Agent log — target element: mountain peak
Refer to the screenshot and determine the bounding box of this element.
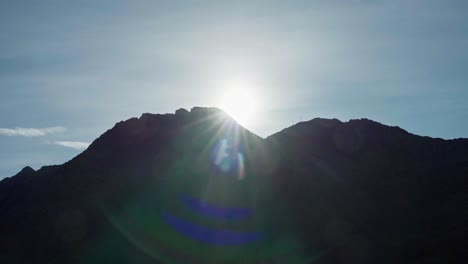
[301,117,342,127]
[14,166,35,177]
[66,106,245,170]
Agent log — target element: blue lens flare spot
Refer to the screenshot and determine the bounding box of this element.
[210,138,245,177]
[161,212,261,245]
[181,195,252,220]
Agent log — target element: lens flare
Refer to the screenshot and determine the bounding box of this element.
[161,212,261,245]
[181,195,252,220]
[100,119,321,263]
[210,137,245,178]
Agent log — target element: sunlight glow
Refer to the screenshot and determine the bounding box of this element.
[219,89,257,127]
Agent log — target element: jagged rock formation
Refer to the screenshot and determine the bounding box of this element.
[0,107,466,264]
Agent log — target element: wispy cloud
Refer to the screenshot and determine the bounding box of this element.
[53,141,90,150]
[0,126,66,137]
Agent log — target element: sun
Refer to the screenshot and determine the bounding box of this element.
[219,89,257,127]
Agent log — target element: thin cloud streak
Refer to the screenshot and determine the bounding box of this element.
[54,141,90,150]
[0,126,66,137]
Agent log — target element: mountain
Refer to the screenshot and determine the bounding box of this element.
[0,107,466,264]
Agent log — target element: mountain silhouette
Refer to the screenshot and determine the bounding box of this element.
[0,107,466,264]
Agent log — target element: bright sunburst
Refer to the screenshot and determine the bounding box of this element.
[219,89,257,127]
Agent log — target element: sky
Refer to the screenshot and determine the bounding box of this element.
[1,0,467,179]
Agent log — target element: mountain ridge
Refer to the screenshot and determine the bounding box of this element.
[1,106,467,264]
[6,111,466,182]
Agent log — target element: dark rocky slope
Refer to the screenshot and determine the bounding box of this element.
[265,118,468,263]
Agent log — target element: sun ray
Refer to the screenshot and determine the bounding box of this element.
[218,89,257,128]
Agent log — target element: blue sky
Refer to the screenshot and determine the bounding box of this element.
[1,0,467,178]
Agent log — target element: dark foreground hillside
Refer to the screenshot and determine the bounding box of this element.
[0,107,466,263]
